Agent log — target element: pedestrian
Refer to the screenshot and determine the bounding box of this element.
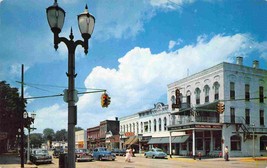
[125,147,132,162]
[224,146,229,161]
[132,147,135,157]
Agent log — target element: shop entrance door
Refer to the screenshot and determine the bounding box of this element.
[205,140,210,156]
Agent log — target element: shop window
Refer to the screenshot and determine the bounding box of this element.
[181,142,187,150]
[259,86,264,103]
[260,136,267,151]
[230,82,235,100]
[245,84,250,101]
[196,139,203,150]
[230,135,241,151]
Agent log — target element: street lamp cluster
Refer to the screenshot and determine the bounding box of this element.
[46,0,95,167]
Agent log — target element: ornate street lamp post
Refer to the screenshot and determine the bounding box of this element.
[46,1,95,167]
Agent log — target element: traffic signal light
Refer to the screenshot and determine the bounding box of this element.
[101,93,111,108]
[217,102,225,114]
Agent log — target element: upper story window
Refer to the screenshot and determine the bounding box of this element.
[245,84,250,101]
[133,123,135,133]
[136,122,139,134]
[149,120,151,132]
[186,91,191,107]
[159,118,162,131]
[164,117,167,131]
[214,82,220,100]
[204,85,210,103]
[154,119,157,132]
[260,110,264,126]
[129,124,132,132]
[245,109,250,125]
[230,82,235,100]
[259,86,264,103]
[195,88,201,105]
[141,122,143,133]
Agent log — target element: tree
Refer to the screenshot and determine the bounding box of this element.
[43,128,55,142]
[30,133,44,148]
[75,127,83,132]
[55,129,67,141]
[0,81,26,150]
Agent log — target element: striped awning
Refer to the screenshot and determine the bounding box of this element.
[148,135,189,144]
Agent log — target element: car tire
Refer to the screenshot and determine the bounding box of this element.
[152,155,155,159]
[144,154,148,158]
[99,156,102,161]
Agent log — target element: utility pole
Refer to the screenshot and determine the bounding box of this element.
[20,64,25,168]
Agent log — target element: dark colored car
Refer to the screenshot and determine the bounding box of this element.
[75,148,93,162]
[30,148,52,164]
[92,147,116,161]
[52,147,65,158]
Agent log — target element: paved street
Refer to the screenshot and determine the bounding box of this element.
[1,152,267,168]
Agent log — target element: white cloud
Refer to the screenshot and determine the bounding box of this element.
[33,33,267,132]
[169,39,183,50]
[150,0,195,9]
[34,104,67,133]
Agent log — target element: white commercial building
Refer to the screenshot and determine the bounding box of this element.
[119,102,185,154]
[75,130,87,149]
[167,57,267,157]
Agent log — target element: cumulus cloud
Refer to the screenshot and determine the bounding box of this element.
[169,39,183,50]
[33,33,267,131]
[150,0,195,9]
[34,104,67,133]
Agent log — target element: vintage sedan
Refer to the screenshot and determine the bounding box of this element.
[92,147,116,161]
[144,148,167,159]
[75,148,93,162]
[30,148,52,164]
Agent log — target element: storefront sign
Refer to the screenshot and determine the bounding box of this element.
[124,132,135,137]
[168,124,222,131]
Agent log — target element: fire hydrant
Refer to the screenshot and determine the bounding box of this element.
[198,152,202,160]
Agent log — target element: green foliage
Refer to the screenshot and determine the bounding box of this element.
[43,128,55,141]
[55,129,67,141]
[30,133,44,148]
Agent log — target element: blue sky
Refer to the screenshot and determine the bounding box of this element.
[1,0,267,133]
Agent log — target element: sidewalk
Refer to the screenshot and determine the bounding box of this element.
[0,152,37,168]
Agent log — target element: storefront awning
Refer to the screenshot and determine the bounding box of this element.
[148,135,189,144]
[124,136,139,145]
[172,135,189,143]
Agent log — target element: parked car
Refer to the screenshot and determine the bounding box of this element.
[30,148,52,164]
[75,148,93,162]
[92,147,116,161]
[111,148,121,156]
[52,147,65,158]
[144,148,167,159]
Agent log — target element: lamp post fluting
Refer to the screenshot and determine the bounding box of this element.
[46,1,95,167]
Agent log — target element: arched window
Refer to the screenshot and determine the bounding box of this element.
[123,125,125,133]
[154,119,157,132]
[186,91,191,107]
[159,118,162,131]
[195,88,201,105]
[214,82,220,100]
[141,122,143,133]
[126,125,128,132]
[164,117,167,131]
[136,122,139,134]
[204,85,210,103]
[149,120,151,132]
[133,123,135,133]
[260,136,267,151]
[230,135,241,151]
[129,124,132,132]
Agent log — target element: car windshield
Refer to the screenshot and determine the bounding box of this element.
[35,149,48,155]
[77,149,89,153]
[154,149,163,152]
[98,148,107,151]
